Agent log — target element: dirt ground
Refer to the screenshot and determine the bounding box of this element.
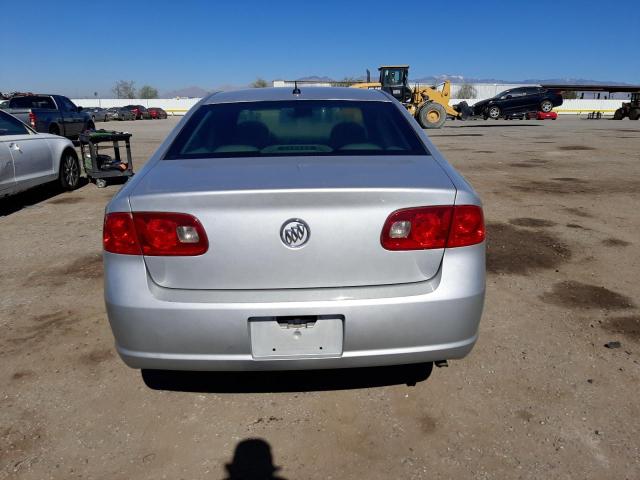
[1,116,639,479]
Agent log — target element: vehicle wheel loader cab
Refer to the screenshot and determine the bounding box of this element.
[378,65,412,103]
[418,102,447,129]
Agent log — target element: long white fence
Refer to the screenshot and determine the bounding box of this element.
[72,97,625,116]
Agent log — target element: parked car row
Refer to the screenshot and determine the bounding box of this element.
[75,105,169,122]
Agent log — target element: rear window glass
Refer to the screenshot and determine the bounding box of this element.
[165,100,428,159]
[10,96,56,109]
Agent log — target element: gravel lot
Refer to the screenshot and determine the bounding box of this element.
[1,116,639,479]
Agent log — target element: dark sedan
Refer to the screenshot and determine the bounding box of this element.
[106,107,135,121]
[472,87,563,119]
[123,104,151,120]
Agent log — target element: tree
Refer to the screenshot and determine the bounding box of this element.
[139,85,159,99]
[112,80,136,99]
[250,78,269,88]
[456,83,477,99]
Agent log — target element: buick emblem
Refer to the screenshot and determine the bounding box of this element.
[280,219,310,248]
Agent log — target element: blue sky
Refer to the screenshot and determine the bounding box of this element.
[1,0,638,97]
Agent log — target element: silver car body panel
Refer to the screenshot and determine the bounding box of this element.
[0,128,75,197]
[104,87,485,370]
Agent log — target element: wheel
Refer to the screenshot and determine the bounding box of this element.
[417,102,447,129]
[95,178,108,188]
[540,100,553,113]
[629,109,640,120]
[613,108,624,120]
[59,150,80,191]
[487,105,501,120]
[49,124,60,136]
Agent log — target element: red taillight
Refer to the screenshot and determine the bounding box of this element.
[103,212,208,256]
[28,112,36,128]
[446,205,485,248]
[103,213,140,255]
[381,205,484,251]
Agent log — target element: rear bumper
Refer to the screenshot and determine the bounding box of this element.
[104,243,485,371]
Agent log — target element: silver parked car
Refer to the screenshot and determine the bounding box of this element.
[85,107,109,122]
[103,87,485,372]
[0,110,80,197]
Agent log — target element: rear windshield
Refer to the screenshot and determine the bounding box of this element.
[10,96,56,109]
[165,100,428,159]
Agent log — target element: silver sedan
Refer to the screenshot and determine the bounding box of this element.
[103,87,485,372]
[1,110,80,197]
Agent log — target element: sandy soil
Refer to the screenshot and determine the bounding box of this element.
[1,116,639,479]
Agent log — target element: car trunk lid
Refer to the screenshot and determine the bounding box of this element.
[129,155,456,290]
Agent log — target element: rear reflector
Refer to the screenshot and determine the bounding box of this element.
[381,205,484,250]
[103,212,208,256]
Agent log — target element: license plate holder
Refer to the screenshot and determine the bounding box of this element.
[249,315,344,359]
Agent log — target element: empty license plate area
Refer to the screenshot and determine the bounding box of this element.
[249,315,344,359]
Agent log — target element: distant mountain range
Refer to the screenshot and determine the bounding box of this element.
[161,75,633,97]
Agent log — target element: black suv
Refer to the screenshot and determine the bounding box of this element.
[472,87,563,119]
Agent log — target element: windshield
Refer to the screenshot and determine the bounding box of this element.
[165,100,428,159]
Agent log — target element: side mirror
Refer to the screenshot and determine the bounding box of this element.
[77,106,83,112]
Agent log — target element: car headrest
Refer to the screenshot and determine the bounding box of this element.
[329,122,367,150]
[232,121,271,149]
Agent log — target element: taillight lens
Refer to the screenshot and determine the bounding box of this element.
[103,212,208,256]
[28,112,37,128]
[103,213,140,254]
[381,205,484,250]
[447,205,485,247]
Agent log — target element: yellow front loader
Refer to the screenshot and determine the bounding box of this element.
[351,65,471,128]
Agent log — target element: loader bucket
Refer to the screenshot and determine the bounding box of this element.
[453,101,473,120]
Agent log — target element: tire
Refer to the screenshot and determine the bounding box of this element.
[417,102,447,129]
[487,105,501,120]
[613,108,624,120]
[49,124,60,136]
[59,150,80,191]
[629,109,640,120]
[540,100,553,113]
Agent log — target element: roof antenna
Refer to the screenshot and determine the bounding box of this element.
[292,81,301,95]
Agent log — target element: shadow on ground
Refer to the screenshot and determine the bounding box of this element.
[141,362,434,393]
[441,123,542,128]
[224,438,286,480]
[0,178,89,217]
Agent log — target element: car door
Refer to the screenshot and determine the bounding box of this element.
[502,88,528,113]
[1,113,54,189]
[57,96,83,136]
[0,142,16,194]
[522,87,542,110]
